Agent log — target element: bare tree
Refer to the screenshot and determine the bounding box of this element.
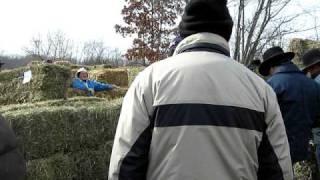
[231,0,306,65]
[81,40,106,64]
[80,40,124,66]
[24,31,74,61]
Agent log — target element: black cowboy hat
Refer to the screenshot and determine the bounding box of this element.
[301,48,320,72]
[259,46,295,76]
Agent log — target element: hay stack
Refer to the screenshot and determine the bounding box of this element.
[2,98,122,160]
[90,69,128,87]
[0,97,106,114]
[126,66,145,85]
[0,64,71,105]
[66,88,128,99]
[53,60,72,67]
[288,38,320,67]
[1,97,121,179]
[27,141,113,180]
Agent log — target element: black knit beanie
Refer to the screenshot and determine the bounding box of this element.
[179,0,233,41]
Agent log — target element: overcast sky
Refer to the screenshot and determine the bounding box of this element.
[0,0,319,55]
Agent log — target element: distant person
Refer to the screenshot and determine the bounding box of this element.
[109,0,293,179]
[45,59,53,64]
[259,46,320,164]
[248,59,261,73]
[0,114,26,180]
[302,49,320,167]
[71,67,118,96]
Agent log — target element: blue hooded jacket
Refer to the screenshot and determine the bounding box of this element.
[71,78,113,96]
[267,62,320,163]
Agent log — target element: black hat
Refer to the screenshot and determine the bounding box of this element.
[178,0,233,41]
[301,48,320,72]
[250,59,261,66]
[259,46,295,76]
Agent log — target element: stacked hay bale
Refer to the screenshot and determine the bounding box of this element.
[66,88,128,100]
[53,60,72,67]
[0,63,144,179]
[126,66,145,85]
[1,97,122,180]
[288,38,320,68]
[0,64,71,105]
[90,68,129,87]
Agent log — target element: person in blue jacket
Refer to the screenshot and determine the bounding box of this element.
[259,46,320,164]
[71,67,117,96]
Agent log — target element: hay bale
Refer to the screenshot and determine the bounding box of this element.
[26,141,113,180]
[66,88,128,100]
[27,153,74,180]
[293,161,313,179]
[0,97,107,114]
[95,88,128,99]
[90,69,128,87]
[70,65,93,71]
[28,61,43,66]
[288,38,320,67]
[53,61,72,67]
[2,98,122,160]
[126,66,145,85]
[0,64,71,105]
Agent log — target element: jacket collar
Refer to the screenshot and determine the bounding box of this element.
[273,62,302,75]
[174,33,230,56]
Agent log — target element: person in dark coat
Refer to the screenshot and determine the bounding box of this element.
[0,114,26,180]
[302,48,320,167]
[248,59,261,73]
[259,46,320,164]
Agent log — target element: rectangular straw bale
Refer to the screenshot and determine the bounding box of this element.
[90,68,128,87]
[3,98,122,160]
[288,38,320,67]
[126,66,145,85]
[0,97,107,114]
[26,141,113,180]
[0,64,71,105]
[66,87,128,100]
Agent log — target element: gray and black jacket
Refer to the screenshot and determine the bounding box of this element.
[109,33,293,180]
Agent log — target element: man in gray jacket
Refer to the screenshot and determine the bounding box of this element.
[109,0,293,179]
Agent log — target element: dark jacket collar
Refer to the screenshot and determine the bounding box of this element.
[273,62,303,75]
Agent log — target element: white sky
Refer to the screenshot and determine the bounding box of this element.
[0,0,319,55]
[0,0,130,55]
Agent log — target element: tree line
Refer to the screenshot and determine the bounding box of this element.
[0,31,125,70]
[117,0,320,65]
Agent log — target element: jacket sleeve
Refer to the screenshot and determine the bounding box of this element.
[108,68,154,180]
[92,80,113,91]
[71,79,87,91]
[257,86,293,180]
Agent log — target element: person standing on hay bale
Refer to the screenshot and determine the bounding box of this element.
[259,47,320,168]
[109,0,293,180]
[0,114,26,180]
[72,67,119,96]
